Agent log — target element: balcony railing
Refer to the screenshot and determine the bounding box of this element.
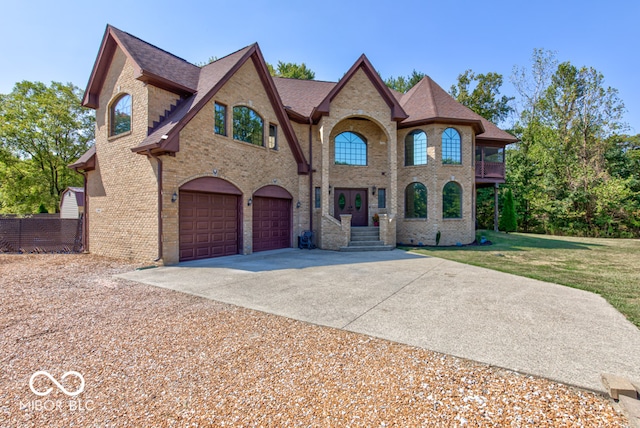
[475,161,505,179]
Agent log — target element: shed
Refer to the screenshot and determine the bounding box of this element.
[60,187,84,219]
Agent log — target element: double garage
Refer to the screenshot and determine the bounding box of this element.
[178,178,292,262]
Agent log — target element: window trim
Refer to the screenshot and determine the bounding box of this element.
[268,123,278,150]
[442,181,463,219]
[441,127,462,165]
[405,129,427,166]
[109,93,132,138]
[334,131,368,166]
[214,102,227,136]
[404,182,428,219]
[232,105,264,147]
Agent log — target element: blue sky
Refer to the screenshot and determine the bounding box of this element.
[1,0,638,133]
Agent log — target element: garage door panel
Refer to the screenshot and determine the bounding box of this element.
[252,196,291,252]
[180,191,239,261]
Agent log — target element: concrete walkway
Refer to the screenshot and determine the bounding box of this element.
[118,248,640,393]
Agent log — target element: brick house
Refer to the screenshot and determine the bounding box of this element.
[71,25,516,264]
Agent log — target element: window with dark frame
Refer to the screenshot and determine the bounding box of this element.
[214,103,227,136]
[314,187,321,208]
[443,182,462,218]
[405,183,427,218]
[442,128,461,165]
[405,130,427,166]
[233,106,264,146]
[334,131,367,165]
[268,124,278,149]
[378,188,386,208]
[110,94,131,136]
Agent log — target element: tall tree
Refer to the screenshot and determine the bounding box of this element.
[449,70,514,124]
[267,61,315,80]
[385,70,425,93]
[0,81,94,214]
[499,189,517,232]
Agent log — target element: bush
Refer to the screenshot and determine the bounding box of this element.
[499,189,517,232]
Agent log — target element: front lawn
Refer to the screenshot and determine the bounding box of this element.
[405,231,640,329]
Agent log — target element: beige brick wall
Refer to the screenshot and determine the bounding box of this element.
[161,60,307,264]
[396,125,475,246]
[86,46,159,262]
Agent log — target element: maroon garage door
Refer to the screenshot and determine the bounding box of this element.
[252,197,291,252]
[179,191,239,261]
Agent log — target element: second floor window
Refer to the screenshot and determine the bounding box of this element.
[111,94,131,136]
[442,128,461,165]
[214,103,226,136]
[233,106,263,146]
[335,131,367,165]
[405,130,427,166]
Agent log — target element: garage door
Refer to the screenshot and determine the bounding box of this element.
[252,197,291,252]
[179,191,239,261]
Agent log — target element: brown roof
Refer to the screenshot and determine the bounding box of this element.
[83,25,200,108]
[68,145,96,171]
[273,77,335,119]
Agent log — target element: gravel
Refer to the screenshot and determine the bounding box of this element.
[0,254,629,427]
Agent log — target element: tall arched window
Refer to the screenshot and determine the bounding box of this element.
[405,182,427,218]
[110,94,131,136]
[405,130,427,166]
[442,128,461,164]
[334,131,367,165]
[233,106,264,146]
[443,182,462,218]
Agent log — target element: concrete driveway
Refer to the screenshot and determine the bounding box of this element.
[118,248,640,393]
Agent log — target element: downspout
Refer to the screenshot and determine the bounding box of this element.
[148,150,163,262]
[79,170,88,252]
[308,120,313,234]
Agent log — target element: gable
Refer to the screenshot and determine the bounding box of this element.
[330,68,393,119]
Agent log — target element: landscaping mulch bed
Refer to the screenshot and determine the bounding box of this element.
[0,254,629,427]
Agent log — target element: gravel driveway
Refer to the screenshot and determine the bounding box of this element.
[1,254,629,426]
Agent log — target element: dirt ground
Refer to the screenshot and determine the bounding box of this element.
[0,254,629,427]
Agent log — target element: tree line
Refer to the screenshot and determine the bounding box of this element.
[1,52,637,238]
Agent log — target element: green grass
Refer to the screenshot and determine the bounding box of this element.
[404,231,640,329]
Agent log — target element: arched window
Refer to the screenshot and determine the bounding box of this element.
[442,128,461,165]
[405,130,427,166]
[334,131,367,166]
[110,94,131,136]
[443,182,462,218]
[233,106,264,146]
[405,182,427,218]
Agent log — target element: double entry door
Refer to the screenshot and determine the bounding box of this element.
[334,188,368,226]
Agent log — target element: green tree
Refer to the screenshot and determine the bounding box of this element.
[267,61,315,80]
[0,81,94,214]
[384,70,425,93]
[449,70,514,124]
[499,188,517,232]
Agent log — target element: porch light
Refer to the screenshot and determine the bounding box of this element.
[372,186,376,195]
[296,201,301,209]
[328,185,332,195]
[248,198,252,206]
[171,192,178,203]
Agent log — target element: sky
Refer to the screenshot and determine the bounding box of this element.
[1,0,638,133]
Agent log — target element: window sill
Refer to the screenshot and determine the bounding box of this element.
[108,130,132,141]
[403,217,427,221]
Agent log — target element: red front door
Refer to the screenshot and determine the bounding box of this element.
[334,188,368,226]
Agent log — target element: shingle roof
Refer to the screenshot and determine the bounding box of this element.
[108,26,200,93]
[68,145,96,171]
[273,77,335,119]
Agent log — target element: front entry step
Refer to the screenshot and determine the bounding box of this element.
[339,227,395,252]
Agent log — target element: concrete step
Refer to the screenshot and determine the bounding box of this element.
[339,245,395,252]
[350,235,381,241]
[348,240,385,247]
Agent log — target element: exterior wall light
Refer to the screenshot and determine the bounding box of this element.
[171,192,178,203]
[328,185,332,195]
[248,198,252,206]
[296,201,301,209]
[372,186,377,195]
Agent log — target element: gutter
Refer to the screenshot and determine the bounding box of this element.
[147,150,163,262]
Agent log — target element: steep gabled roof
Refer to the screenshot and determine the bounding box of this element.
[83,25,200,108]
[132,43,310,174]
[312,54,408,123]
